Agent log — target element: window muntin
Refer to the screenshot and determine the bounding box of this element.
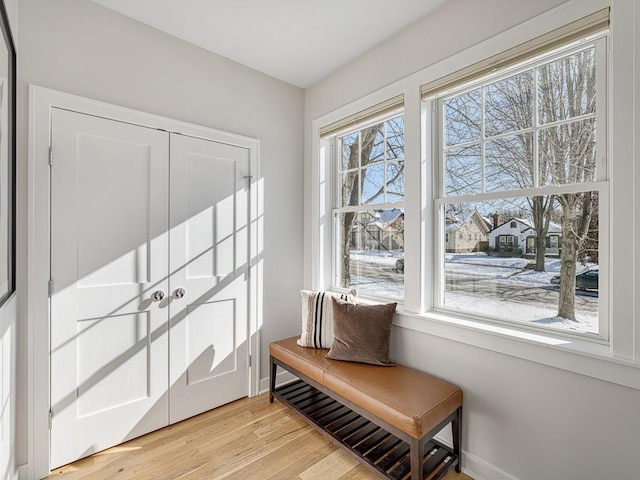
[435,40,606,338]
[333,113,405,300]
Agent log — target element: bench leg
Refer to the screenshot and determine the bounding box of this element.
[269,356,277,403]
[452,406,462,473]
[410,437,424,480]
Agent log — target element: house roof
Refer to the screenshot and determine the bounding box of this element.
[445,210,490,233]
[493,217,533,232]
[494,217,562,234]
[368,208,403,229]
[521,221,562,234]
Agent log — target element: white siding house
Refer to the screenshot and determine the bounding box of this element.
[445,210,490,253]
[489,218,562,255]
[522,222,562,255]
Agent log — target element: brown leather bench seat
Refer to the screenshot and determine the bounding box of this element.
[269,336,463,480]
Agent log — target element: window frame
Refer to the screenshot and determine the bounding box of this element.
[329,109,406,301]
[429,35,609,342]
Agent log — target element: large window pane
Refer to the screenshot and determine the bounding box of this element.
[445,144,482,196]
[386,116,405,159]
[340,132,359,171]
[336,211,404,299]
[361,164,386,205]
[444,88,482,146]
[485,71,534,137]
[340,169,359,208]
[538,47,596,125]
[539,118,596,186]
[485,133,534,192]
[363,123,385,164]
[441,193,599,335]
[386,161,405,202]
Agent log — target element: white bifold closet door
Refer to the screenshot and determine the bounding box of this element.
[49,109,250,469]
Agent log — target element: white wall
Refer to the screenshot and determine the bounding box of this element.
[17,0,304,474]
[305,1,640,479]
[392,327,640,480]
[306,0,569,119]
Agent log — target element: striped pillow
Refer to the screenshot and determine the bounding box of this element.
[297,289,358,349]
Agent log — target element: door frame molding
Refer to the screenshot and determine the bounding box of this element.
[27,85,261,478]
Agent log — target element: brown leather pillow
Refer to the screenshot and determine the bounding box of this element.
[326,297,397,366]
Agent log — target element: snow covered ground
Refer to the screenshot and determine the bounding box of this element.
[348,250,599,335]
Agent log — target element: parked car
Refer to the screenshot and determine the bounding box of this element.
[550,269,598,290]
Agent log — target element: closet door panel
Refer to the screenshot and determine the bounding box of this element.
[169,133,250,424]
[49,109,170,469]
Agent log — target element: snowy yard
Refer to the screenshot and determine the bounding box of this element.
[348,250,599,335]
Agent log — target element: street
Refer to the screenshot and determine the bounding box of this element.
[347,252,599,332]
[445,272,598,315]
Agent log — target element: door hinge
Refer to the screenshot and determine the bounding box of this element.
[49,410,53,430]
[48,280,54,297]
[48,146,54,166]
[247,354,252,368]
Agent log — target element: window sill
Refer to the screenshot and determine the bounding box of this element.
[392,306,640,390]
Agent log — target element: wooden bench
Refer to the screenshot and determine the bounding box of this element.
[269,336,463,480]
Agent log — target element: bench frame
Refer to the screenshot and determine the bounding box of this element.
[270,356,461,480]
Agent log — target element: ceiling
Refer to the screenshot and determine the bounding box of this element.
[89,0,450,88]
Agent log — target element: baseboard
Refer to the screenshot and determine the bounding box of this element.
[258,370,297,394]
[16,463,26,480]
[459,448,521,480]
[427,436,520,480]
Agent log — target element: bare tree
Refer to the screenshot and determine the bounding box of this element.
[578,191,599,265]
[539,49,597,320]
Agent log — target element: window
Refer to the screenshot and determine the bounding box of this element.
[433,38,607,337]
[332,112,405,299]
[311,6,634,388]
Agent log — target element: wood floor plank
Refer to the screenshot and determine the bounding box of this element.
[224,429,334,480]
[298,449,360,480]
[47,394,473,480]
[177,417,311,479]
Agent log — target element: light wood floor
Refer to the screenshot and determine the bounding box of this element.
[48,393,473,480]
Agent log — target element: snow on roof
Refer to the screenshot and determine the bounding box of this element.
[493,217,533,231]
[548,221,561,233]
[515,218,533,229]
[446,210,490,233]
[520,220,562,234]
[445,223,462,231]
[367,208,403,229]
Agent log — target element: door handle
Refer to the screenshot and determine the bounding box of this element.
[151,290,166,302]
[174,287,186,299]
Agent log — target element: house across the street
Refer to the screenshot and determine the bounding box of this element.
[445,210,490,253]
[488,217,562,256]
